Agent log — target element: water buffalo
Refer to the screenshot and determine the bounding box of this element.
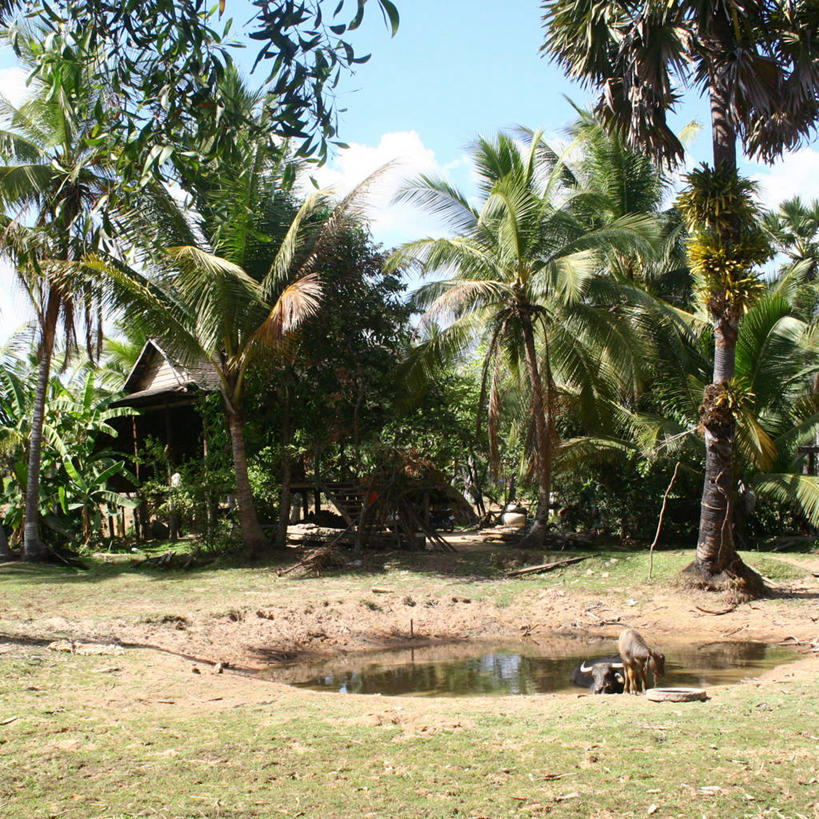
[570,654,625,694]
[617,628,665,694]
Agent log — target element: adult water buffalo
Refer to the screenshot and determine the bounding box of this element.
[570,655,625,694]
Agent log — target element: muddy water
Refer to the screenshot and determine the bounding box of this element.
[269,640,797,697]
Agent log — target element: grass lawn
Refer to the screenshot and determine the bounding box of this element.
[1,545,817,818]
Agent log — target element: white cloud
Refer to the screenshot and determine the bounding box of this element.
[304,130,464,248]
[751,148,819,208]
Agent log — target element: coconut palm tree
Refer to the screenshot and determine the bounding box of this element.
[765,197,819,321]
[541,0,819,590]
[98,129,378,556]
[621,288,819,526]
[0,30,114,561]
[391,130,660,547]
[766,198,819,279]
[565,110,692,308]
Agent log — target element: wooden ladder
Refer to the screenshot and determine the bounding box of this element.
[319,481,367,526]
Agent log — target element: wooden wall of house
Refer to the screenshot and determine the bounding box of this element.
[131,350,184,393]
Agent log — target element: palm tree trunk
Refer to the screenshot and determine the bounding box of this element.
[691,55,762,592]
[519,310,553,548]
[694,321,741,578]
[225,405,269,559]
[22,292,60,562]
[274,382,293,551]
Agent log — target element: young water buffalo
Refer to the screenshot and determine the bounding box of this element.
[617,628,665,694]
[570,655,625,694]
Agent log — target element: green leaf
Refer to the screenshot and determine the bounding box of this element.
[754,474,819,526]
[378,0,400,36]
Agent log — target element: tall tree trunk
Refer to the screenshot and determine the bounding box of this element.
[518,310,553,548]
[691,48,762,592]
[22,292,60,562]
[694,321,738,575]
[226,405,269,559]
[275,382,293,551]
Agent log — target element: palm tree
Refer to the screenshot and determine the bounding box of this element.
[0,30,114,561]
[565,111,692,308]
[99,134,376,556]
[622,288,819,529]
[765,197,819,321]
[391,130,660,546]
[541,0,819,590]
[766,198,819,278]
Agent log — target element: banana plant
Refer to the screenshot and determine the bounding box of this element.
[0,361,137,548]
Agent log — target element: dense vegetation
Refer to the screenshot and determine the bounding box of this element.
[0,0,817,598]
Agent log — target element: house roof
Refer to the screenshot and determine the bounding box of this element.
[111,339,220,408]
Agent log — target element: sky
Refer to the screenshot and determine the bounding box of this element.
[1,0,819,342]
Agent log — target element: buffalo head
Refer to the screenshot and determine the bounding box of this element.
[575,659,625,694]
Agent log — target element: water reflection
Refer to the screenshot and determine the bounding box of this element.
[278,641,795,697]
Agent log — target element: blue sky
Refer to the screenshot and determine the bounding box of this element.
[1,0,818,340]
[234,0,817,248]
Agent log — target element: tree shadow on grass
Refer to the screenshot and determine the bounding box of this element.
[0,537,731,588]
[0,545,522,586]
[767,586,819,602]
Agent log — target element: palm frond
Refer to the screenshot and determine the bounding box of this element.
[394,175,480,235]
[753,474,819,526]
[392,236,499,282]
[244,272,322,364]
[262,188,331,298]
[418,279,514,322]
[554,435,635,473]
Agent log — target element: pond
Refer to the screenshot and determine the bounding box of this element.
[264,640,798,697]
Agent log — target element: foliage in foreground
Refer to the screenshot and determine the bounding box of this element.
[0,361,136,549]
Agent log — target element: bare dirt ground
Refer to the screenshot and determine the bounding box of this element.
[3,540,818,819]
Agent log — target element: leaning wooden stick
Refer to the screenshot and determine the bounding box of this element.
[648,461,680,580]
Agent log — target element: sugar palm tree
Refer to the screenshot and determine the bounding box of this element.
[391,130,660,546]
[541,0,819,590]
[0,30,114,561]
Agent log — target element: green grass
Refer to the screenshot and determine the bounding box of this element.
[0,548,811,627]
[1,546,816,817]
[0,645,816,818]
